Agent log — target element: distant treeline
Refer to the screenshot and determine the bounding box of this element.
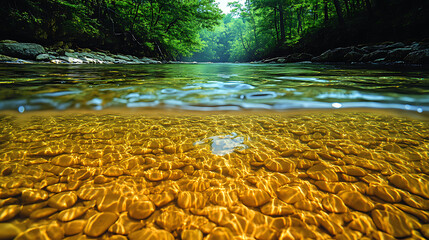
[0,0,222,59]
[184,0,429,62]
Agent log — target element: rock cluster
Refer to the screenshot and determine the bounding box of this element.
[0,40,160,64]
[0,112,428,239]
[262,41,429,65]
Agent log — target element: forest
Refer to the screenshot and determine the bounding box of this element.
[1,0,428,62]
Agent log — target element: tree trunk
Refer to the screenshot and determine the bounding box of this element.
[324,0,329,24]
[278,3,286,43]
[332,0,345,27]
[274,8,280,44]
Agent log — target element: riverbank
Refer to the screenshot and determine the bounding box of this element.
[0,40,161,64]
[260,41,429,66]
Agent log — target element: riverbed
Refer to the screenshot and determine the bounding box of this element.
[0,63,428,240]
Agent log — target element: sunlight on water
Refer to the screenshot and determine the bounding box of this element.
[0,110,428,239]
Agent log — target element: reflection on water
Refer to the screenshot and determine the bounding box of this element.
[0,63,428,112]
[0,110,428,239]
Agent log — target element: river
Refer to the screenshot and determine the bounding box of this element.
[0,63,428,239]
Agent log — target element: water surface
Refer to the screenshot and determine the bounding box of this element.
[0,63,428,113]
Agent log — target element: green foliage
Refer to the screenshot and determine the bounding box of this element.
[0,0,222,59]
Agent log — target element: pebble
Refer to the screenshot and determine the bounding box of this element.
[206,227,234,240]
[371,206,413,238]
[178,191,206,209]
[128,228,174,240]
[277,186,306,204]
[51,154,79,167]
[48,191,78,210]
[128,200,155,219]
[57,206,88,222]
[63,219,87,236]
[0,223,23,239]
[307,163,339,182]
[322,195,348,213]
[0,205,21,222]
[21,189,49,204]
[29,207,58,219]
[156,210,186,231]
[338,191,374,212]
[84,212,118,237]
[342,165,367,177]
[15,223,64,240]
[148,191,175,207]
[264,158,296,173]
[389,174,429,199]
[261,199,295,216]
[239,188,271,207]
[109,212,144,235]
[374,185,402,203]
[181,229,203,240]
[421,224,429,239]
[210,190,238,207]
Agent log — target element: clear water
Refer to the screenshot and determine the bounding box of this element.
[0,63,428,113]
[1,63,429,239]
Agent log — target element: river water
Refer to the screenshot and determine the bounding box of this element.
[0,63,428,239]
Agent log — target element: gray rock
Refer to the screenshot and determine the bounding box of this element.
[285,53,313,62]
[311,47,353,62]
[36,54,51,61]
[344,51,363,62]
[385,48,412,61]
[116,55,131,61]
[277,58,286,63]
[0,54,18,62]
[359,50,388,62]
[0,42,46,60]
[404,49,429,64]
[383,42,405,50]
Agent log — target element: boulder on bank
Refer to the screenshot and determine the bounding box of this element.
[0,42,45,60]
[311,47,360,62]
[404,49,429,64]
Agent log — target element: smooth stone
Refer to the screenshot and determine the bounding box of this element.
[209,190,238,207]
[156,210,186,231]
[21,189,49,204]
[15,223,63,240]
[128,228,174,240]
[128,200,155,220]
[389,174,429,199]
[261,199,295,216]
[394,204,429,223]
[177,191,206,209]
[108,212,143,235]
[20,202,47,217]
[206,227,234,240]
[342,165,367,177]
[316,215,343,236]
[321,195,348,213]
[403,194,429,210]
[0,205,21,222]
[264,158,296,173]
[371,207,413,238]
[239,188,271,207]
[374,185,402,203]
[51,154,79,167]
[0,223,23,239]
[48,192,77,210]
[57,206,88,222]
[422,224,429,238]
[348,213,377,235]
[29,207,58,219]
[103,166,124,177]
[181,229,203,240]
[148,192,175,207]
[83,212,118,237]
[338,191,374,212]
[63,219,87,236]
[307,163,339,181]
[277,186,306,204]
